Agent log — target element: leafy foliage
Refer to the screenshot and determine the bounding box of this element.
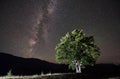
[55,29,100,70]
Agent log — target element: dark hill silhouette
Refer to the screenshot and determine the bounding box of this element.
[83,64,120,78]
[0,52,71,76]
[0,52,119,78]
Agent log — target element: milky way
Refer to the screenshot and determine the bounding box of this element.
[27,0,57,58]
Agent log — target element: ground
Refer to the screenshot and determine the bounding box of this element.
[0,73,120,79]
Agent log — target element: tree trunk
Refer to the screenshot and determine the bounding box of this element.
[76,63,81,73]
[72,60,82,73]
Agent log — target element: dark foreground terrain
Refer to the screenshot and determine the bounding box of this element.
[0,73,120,79]
[0,52,120,79]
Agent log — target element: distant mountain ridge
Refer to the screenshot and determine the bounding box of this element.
[0,52,71,76]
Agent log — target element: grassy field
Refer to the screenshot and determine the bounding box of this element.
[0,73,120,79]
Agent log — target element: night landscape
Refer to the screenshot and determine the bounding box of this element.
[0,0,120,79]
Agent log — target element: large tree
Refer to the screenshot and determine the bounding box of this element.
[55,29,100,73]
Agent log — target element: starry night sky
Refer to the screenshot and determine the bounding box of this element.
[0,0,120,64]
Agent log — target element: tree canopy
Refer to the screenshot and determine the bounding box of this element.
[55,29,100,70]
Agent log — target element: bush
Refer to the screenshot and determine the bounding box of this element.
[7,70,12,76]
